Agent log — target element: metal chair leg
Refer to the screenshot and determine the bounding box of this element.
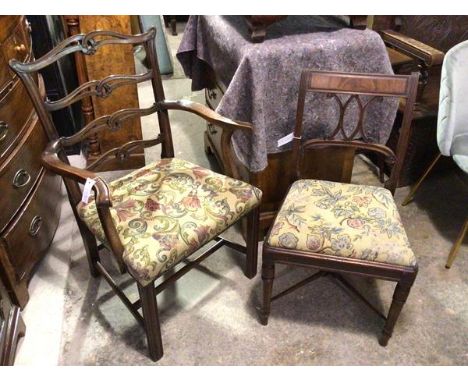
[446,218,468,269]
[138,282,164,361]
[402,153,442,206]
[379,280,414,346]
[245,206,260,278]
[260,260,275,325]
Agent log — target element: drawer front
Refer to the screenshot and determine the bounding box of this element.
[205,85,223,111]
[205,85,224,154]
[0,16,23,90]
[2,169,61,282]
[2,17,32,74]
[0,78,35,159]
[0,51,12,91]
[0,116,47,230]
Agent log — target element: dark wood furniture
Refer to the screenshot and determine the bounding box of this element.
[260,70,419,346]
[243,16,368,42]
[11,27,261,362]
[372,16,468,185]
[205,80,357,236]
[27,15,82,153]
[0,15,61,309]
[0,276,25,365]
[163,16,189,36]
[62,16,145,171]
[243,16,287,42]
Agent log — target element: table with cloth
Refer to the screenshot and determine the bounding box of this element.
[176,15,399,229]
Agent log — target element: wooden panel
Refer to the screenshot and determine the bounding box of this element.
[79,16,144,169]
[0,77,35,160]
[0,115,47,231]
[0,16,22,90]
[3,18,31,69]
[2,169,61,283]
[308,71,409,96]
[0,15,61,310]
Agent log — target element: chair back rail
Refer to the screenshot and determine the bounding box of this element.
[9,27,173,269]
[292,70,419,194]
[9,27,174,163]
[45,72,153,112]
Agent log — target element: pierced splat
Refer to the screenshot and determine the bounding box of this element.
[62,103,161,147]
[45,71,153,111]
[291,70,419,194]
[325,93,384,142]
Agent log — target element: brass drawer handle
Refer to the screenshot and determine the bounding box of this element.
[29,215,43,237]
[14,44,27,53]
[0,121,8,142]
[12,169,31,188]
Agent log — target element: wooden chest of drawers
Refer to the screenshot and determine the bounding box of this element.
[0,16,61,310]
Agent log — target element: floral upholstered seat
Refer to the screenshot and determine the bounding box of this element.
[78,158,262,285]
[266,179,417,268]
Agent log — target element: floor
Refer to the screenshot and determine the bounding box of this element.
[15,22,468,366]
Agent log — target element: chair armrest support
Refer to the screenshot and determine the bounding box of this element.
[42,139,127,272]
[159,99,253,179]
[159,99,253,132]
[380,30,444,67]
[41,140,111,207]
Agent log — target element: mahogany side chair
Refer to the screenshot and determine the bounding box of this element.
[9,28,261,361]
[260,70,419,346]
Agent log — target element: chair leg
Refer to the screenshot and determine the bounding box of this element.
[245,206,260,278]
[402,153,441,206]
[138,282,164,361]
[260,260,275,325]
[76,216,100,278]
[446,218,468,269]
[379,280,414,346]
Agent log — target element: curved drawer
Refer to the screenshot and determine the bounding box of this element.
[0,77,35,160]
[1,169,61,282]
[0,17,31,91]
[0,116,47,231]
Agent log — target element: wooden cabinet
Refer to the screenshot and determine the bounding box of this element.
[63,15,145,171]
[0,16,61,309]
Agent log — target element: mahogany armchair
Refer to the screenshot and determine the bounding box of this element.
[260,70,419,346]
[10,28,261,361]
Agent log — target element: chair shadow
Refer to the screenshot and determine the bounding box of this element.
[245,264,390,339]
[405,161,467,244]
[63,246,245,360]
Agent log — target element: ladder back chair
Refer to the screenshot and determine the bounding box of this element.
[261,70,419,346]
[9,28,261,361]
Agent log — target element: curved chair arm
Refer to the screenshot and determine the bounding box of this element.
[41,140,111,207]
[380,30,444,67]
[42,139,127,272]
[159,99,253,132]
[160,99,253,178]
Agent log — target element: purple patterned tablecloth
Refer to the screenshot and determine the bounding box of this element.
[177,16,397,172]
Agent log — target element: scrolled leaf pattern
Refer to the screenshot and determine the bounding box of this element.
[267,179,416,267]
[78,158,262,286]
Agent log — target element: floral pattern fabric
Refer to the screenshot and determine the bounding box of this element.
[78,158,262,286]
[266,180,417,268]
